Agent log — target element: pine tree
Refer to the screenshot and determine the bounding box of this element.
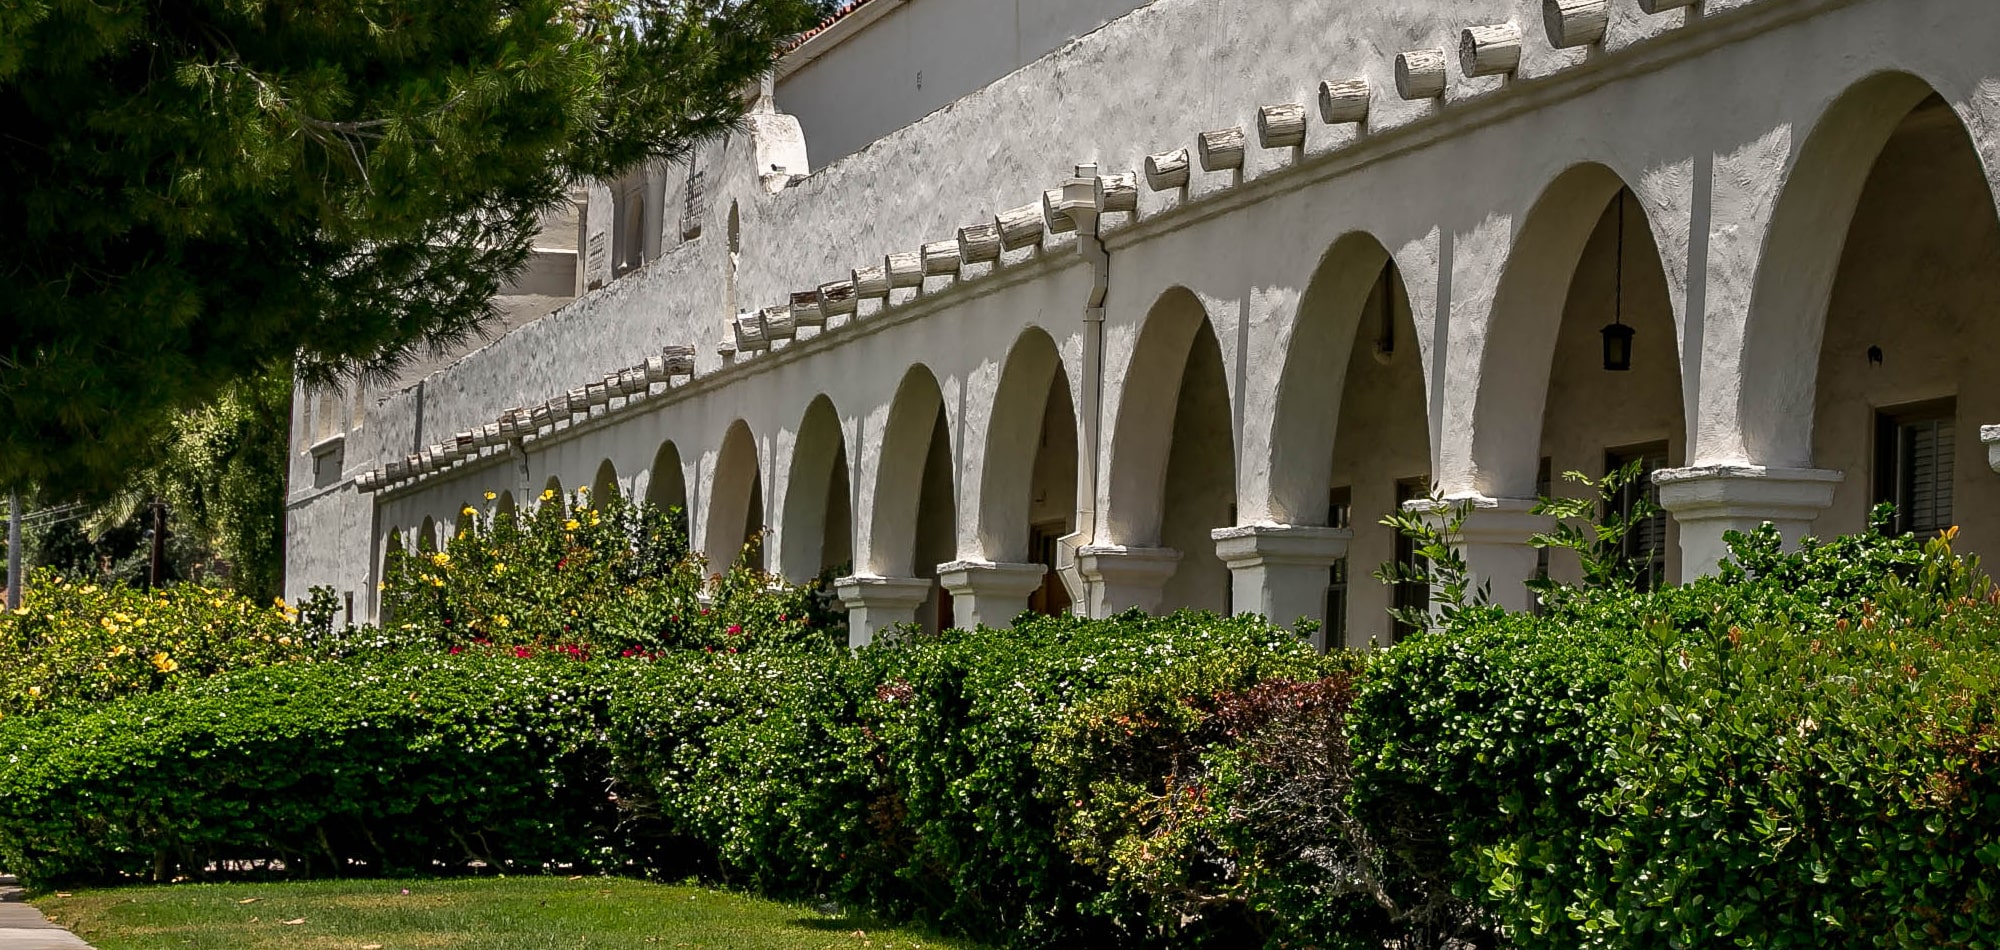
[0,0,816,492]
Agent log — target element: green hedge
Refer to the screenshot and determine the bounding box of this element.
[7,521,2000,949]
[0,650,619,886]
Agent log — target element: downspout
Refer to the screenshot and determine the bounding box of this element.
[1057,165,1111,614]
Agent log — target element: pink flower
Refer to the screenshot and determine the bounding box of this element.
[513,646,533,658]
[727,624,742,636]
[449,646,463,655]
[777,614,787,622]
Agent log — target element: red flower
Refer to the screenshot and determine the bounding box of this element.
[777,614,787,622]
[727,624,742,636]
[449,645,463,655]
[513,646,533,658]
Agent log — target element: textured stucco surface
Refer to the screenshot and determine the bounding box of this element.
[288,0,2000,639]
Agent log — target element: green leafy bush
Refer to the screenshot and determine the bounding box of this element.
[1574,531,2000,947]
[0,648,619,889]
[0,570,311,718]
[1351,521,1957,948]
[1041,653,1402,948]
[382,490,838,653]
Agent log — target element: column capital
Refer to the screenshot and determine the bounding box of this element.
[1211,523,1353,568]
[1401,495,1549,613]
[1076,545,1181,617]
[1211,524,1351,644]
[1981,426,2000,474]
[936,560,1048,630]
[834,574,933,647]
[1655,465,1842,578]
[1653,465,1842,523]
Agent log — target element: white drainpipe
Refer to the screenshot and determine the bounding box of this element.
[1057,166,1111,615]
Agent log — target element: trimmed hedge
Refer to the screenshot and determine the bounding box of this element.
[0,649,619,886]
[6,520,2000,950]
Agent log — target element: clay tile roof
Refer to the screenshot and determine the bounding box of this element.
[784,0,878,53]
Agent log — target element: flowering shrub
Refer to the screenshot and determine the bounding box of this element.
[381,489,837,653]
[0,570,311,718]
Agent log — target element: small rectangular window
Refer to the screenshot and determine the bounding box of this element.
[1606,443,1669,592]
[1875,400,1956,537]
[1391,477,1430,644]
[1532,457,1552,615]
[1325,487,1352,649]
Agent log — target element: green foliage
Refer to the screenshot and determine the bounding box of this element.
[0,650,620,888]
[1374,493,1491,635]
[1352,521,1959,948]
[1041,653,1404,948]
[0,570,309,718]
[1528,459,1660,598]
[1574,530,2000,947]
[381,490,837,654]
[0,0,818,491]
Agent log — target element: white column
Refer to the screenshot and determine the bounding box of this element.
[1075,545,1181,617]
[1211,525,1350,638]
[1655,465,1841,578]
[1433,495,1550,614]
[834,575,933,647]
[936,560,1047,630]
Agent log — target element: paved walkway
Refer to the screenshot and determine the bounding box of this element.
[0,877,93,950]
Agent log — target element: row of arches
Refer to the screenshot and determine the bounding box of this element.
[382,71,2000,648]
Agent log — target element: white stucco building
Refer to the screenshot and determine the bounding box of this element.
[286,0,2000,648]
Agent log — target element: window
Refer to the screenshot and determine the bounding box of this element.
[1875,400,1956,537]
[1325,487,1352,649]
[1532,456,1552,615]
[681,158,707,240]
[1391,477,1430,644]
[1606,443,1669,592]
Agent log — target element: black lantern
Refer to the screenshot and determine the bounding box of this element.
[1600,190,1633,372]
[1601,320,1635,372]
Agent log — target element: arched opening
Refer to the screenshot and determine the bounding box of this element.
[417,516,438,553]
[590,460,620,505]
[454,502,476,539]
[380,528,406,623]
[1806,90,2000,553]
[542,476,565,512]
[868,366,958,632]
[978,328,1078,616]
[706,421,765,571]
[1271,234,1431,648]
[1536,185,1685,591]
[1104,288,1236,614]
[1463,164,1686,603]
[646,441,690,548]
[495,491,517,525]
[780,396,853,584]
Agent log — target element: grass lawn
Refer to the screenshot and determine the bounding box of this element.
[33,876,989,950]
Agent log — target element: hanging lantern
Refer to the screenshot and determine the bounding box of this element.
[1601,189,1633,372]
[1601,321,1635,372]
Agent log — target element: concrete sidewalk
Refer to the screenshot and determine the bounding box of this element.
[0,877,93,950]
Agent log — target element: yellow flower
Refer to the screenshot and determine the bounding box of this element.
[493,563,508,577]
[462,506,476,517]
[540,489,556,502]
[495,615,511,628]
[151,653,179,674]
[108,644,131,658]
[588,512,601,526]
[577,485,589,495]
[564,519,580,531]
[27,686,40,698]
[484,491,497,501]
[430,552,450,567]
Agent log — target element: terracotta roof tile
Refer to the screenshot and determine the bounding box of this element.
[784,0,879,53]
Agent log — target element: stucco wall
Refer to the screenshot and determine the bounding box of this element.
[287,0,2000,643]
[776,0,1156,168]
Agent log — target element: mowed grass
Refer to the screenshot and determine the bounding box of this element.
[34,876,989,950]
